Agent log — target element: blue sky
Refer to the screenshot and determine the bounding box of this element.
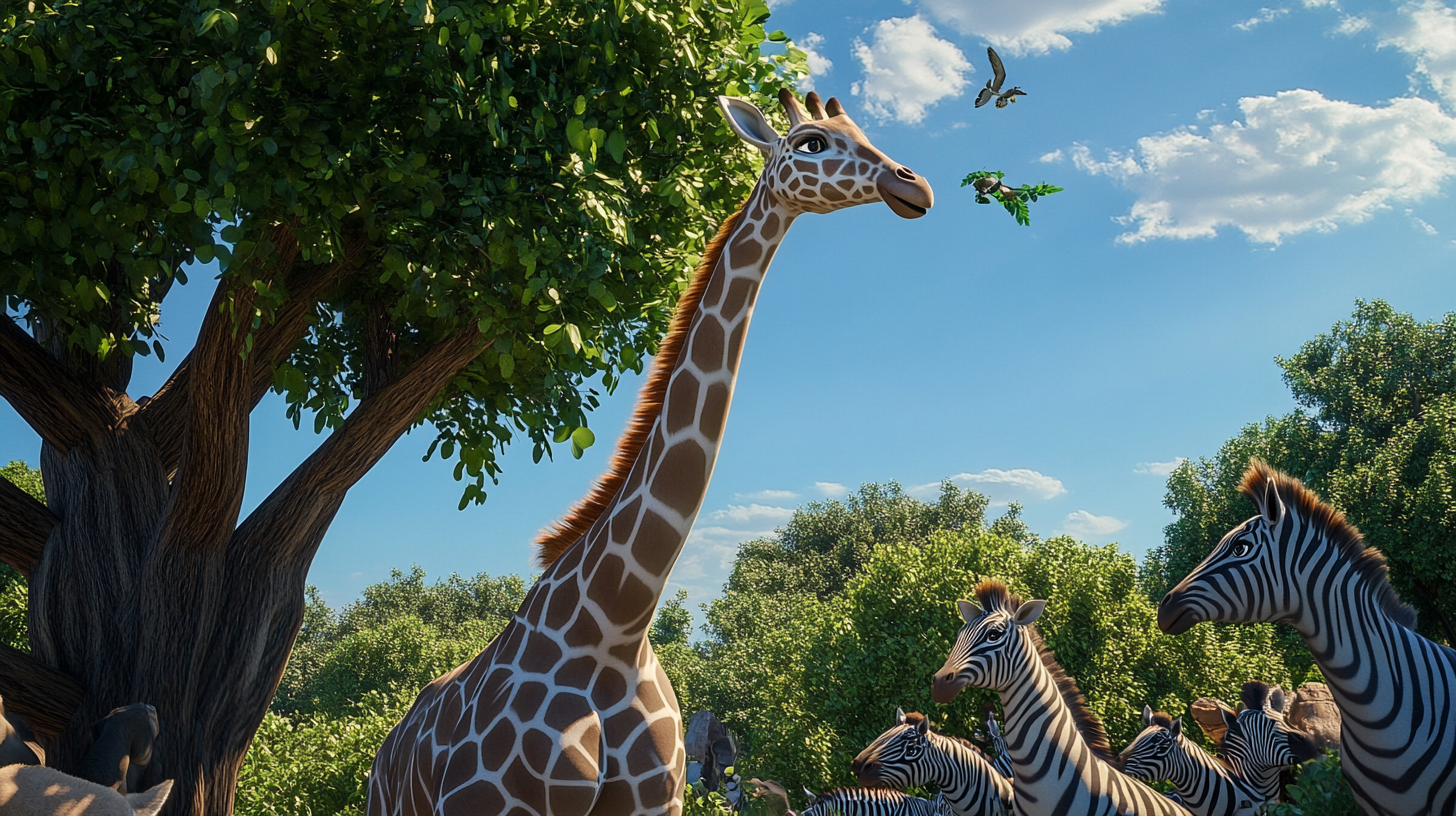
[3,0,1455,631]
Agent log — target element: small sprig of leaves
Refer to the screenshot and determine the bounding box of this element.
[961,171,1063,226]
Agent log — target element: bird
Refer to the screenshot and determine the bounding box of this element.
[975,47,1026,108]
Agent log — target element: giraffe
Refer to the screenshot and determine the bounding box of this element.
[366,88,934,816]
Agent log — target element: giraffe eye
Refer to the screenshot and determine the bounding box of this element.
[794,136,827,154]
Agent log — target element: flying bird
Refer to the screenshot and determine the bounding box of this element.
[975,47,1026,109]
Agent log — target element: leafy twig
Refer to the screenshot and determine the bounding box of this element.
[961,171,1062,226]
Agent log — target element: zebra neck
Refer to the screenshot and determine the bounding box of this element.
[1224,751,1280,802]
[1170,738,1257,806]
[925,733,1013,809]
[999,639,1095,777]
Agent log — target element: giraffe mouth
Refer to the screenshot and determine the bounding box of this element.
[889,195,928,217]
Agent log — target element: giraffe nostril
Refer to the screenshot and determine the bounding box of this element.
[895,167,917,181]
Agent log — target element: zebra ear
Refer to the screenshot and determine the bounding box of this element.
[1142,704,1153,727]
[895,707,906,725]
[957,599,982,624]
[1259,477,1286,526]
[1013,600,1046,626]
[1268,687,1285,714]
[1221,706,1239,731]
[803,788,817,805]
[914,715,930,736]
[1169,717,1183,740]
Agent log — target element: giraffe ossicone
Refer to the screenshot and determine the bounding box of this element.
[367,89,932,816]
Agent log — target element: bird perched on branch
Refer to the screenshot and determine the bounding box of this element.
[975,47,1025,108]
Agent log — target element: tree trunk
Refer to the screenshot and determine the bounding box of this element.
[30,427,316,814]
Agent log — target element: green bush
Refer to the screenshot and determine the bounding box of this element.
[1263,751,1359,816]
[0,461,42,651]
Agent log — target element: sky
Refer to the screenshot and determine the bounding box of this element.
[3,0,1455,634]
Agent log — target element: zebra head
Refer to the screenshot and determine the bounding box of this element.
[932,580,1046,702]
[1118,705,1185,782]
[1158,462,1296,634]
[852,707,932,789]
[1220,682,1319,798]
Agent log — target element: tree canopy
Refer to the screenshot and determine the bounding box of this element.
[1145,299,1456,646]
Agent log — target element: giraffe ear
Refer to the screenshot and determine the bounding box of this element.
[1013,600,1046,626]
[957,599,981,624]
[718,96,780,155]
[895,706,906,725]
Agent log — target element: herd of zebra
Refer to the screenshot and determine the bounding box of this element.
[767,463,1456,816]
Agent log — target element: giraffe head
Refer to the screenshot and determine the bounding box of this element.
[718,89,934,218]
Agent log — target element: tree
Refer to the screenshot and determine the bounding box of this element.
[0,462,39,650]
[1145,300,1456,646]
[0,1,800,811]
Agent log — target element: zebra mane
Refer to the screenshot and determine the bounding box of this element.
[973,579,1119,766]
[1239,461,1418,630]
[1149,711,1175,730]
[903,711,991,760]
[1239,680,1273,712]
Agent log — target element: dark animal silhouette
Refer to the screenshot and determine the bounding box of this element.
[975,48,1025,108]
[0,696,40,767]
[74,704,159,793]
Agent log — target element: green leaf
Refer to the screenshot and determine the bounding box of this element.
[571,426,595,450]
[498,353,514,379]
[574,95,587,115]
[606,129,626,164]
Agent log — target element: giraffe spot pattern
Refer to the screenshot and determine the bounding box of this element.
[689,317,724,372]
[546,580,581,629]
[664,371,699,434]
[630,510,679,577]
[520,633,562,673]
[699,383,730,443]
[649,440,708,516]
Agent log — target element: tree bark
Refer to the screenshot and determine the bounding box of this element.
[0,249,489,814]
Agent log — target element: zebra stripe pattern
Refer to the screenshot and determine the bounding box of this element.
[851,707,1013,816]
[984,707,1013,779]
[932,580,1189,816]
[1158,461,1456,816]
[1120,687,1312,816]
[800,787,951,816]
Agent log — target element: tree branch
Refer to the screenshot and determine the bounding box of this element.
[152,280,257,554]
[139,232,370,473]
[0,316,122,454]
[0,643,86,738]
[0,479,56,578]
[232,328,487,560]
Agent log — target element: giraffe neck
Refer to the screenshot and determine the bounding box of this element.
[551,182,795,643]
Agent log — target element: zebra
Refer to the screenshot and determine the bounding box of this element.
[1120,685,1315,816]
[800,787,951,816]
[983,706,1012,779]
[1158,461,1456,816]
[851,707,1014,816]
[931,579,1191,816]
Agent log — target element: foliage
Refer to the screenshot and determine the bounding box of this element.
[236,689,413,816]
[651,588,693,647]
[1,0,805,501]
[272,566,524,717]
[961,171,1062,226]
[665,483,1306,804]
[1262,751,1359,816]
[0,461,41,650]
[1144,300,1456,647]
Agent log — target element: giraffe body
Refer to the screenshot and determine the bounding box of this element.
[367,90,932,816]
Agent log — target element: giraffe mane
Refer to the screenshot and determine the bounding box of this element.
[533,204,747,568]
[902,711,991,760]
[1238,460,1418,630]
[972,579,1119,765]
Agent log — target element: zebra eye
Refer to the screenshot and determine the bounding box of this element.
[1232,541,1253,557]
[987,627,1004,641]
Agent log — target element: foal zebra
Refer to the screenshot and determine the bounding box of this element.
[800,788,950,816]
[1159,462,1456,816]
[851,708,1013,816]
[932,579,1189,816]
[983,707,1012,778]
[1120,685,1314,816]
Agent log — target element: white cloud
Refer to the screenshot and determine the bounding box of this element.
[736,489,799,502]
[851,16,972,124]
[1040,149,1065,163]
[797,32,835,94]
[708,504,796,523]
[1071,90,1456,244]
[815,481,849,497]
[912,468,1066,503]
[918,0,1164,55]
[1061,510,1130,537]
[1412,214,1439,234]
[1135,457,1188,476]
[1337,15,1372,34]
[1379,1,1456,108]
[1235,7,1291,30]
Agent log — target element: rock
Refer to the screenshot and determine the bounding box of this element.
[1287,682,1341,754]
[1190,697,1235,745]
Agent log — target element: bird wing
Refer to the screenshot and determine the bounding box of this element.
[976,87,993,107]
[987,47,1006,91]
